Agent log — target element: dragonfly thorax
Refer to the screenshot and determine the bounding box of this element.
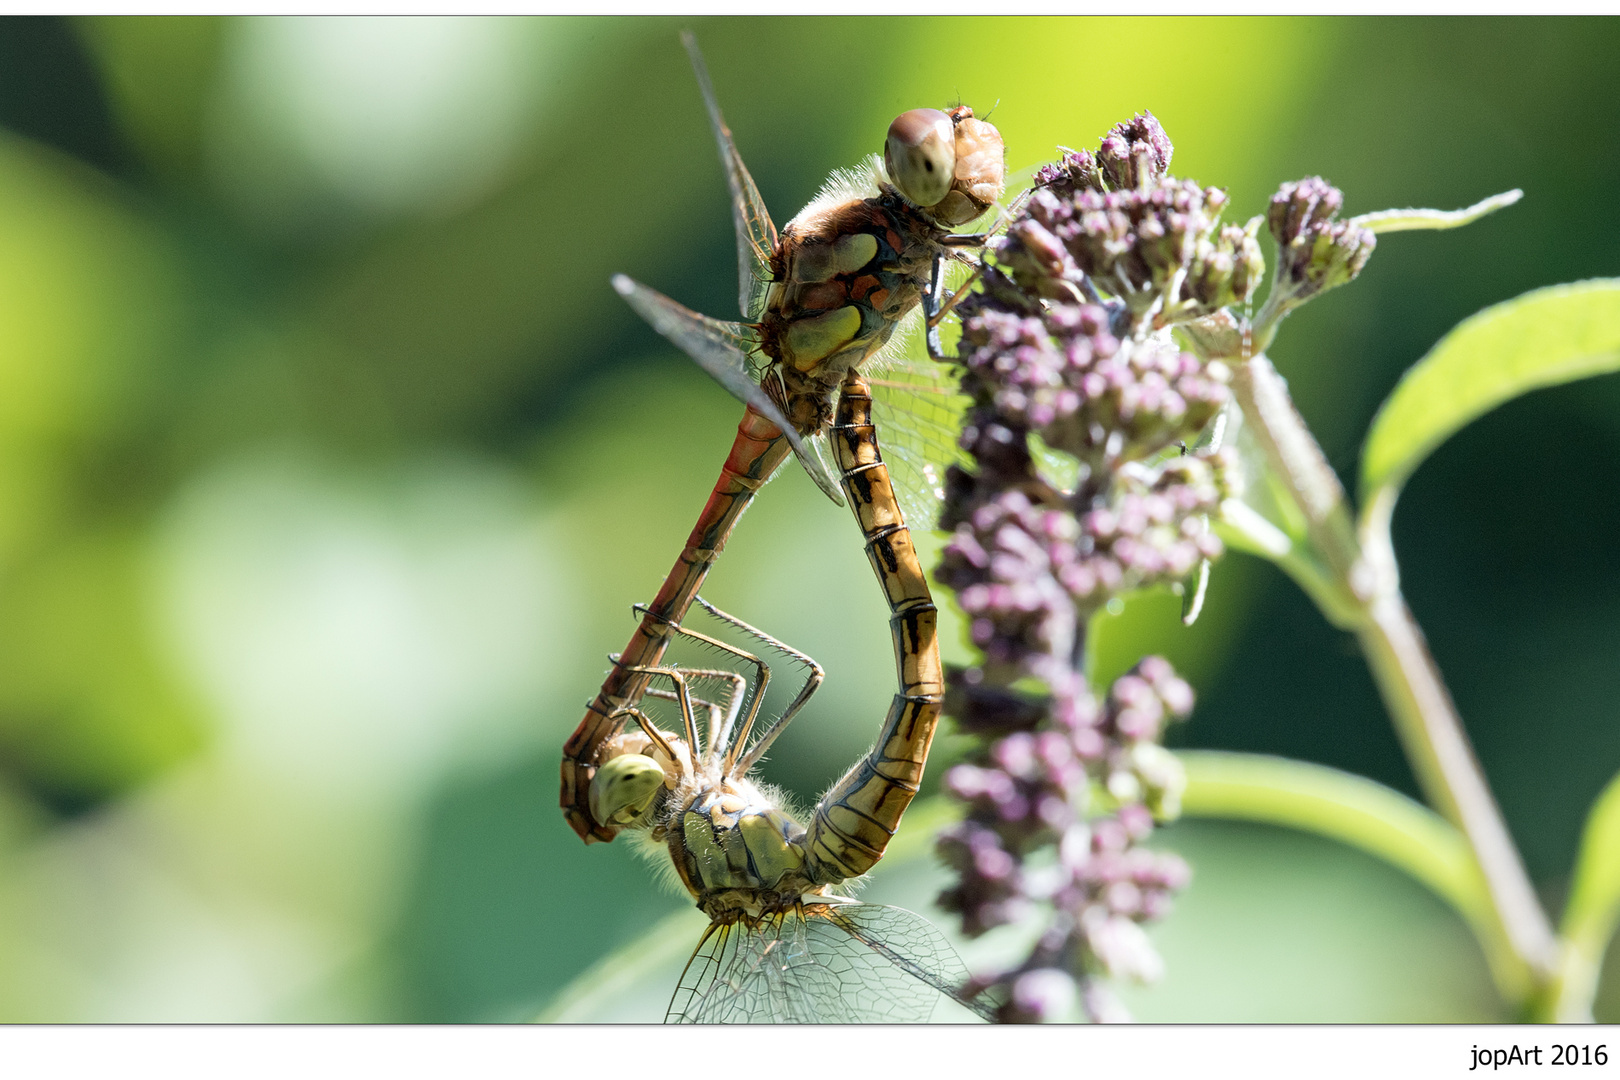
[757,195,939,425]
[666,777,827,920]
[753,107,1004,437]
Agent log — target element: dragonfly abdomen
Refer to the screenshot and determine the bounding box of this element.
[561,406,793,843]
[805,690,941,881]
[803,371,945,884]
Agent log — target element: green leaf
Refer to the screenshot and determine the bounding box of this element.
[535,906,708,1023]
[1216,497,1294,561]
[1350,189,1521,235]
[1215,499,1364,628]
[1562,768,1620,953]
[1178,750,1526,1000]
[1360,279,1620,500]
[1548,767,1620,1021]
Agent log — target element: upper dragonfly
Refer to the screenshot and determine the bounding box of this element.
[560,32,1006,844]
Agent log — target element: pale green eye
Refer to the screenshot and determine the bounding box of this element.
[885,108,955,209]
[589,754,666,827]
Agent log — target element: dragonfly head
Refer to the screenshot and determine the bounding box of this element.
[589,753,666,828]
[884,105,1006,229]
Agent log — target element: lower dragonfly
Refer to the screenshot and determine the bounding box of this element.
[589,370,993,1022]
[561,31,1006,844]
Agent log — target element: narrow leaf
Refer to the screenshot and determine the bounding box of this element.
[1351,189,1521,234]
[1216,497,1293,560]
[1179,750,1526,999]
[535,907,708,1022]
[1360,279,1620,500]
[1562,768,1620,950]
[1549,767,1620,1020]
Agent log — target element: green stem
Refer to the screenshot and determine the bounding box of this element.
[1230,350,1560,1009]
[1359,488,1561,1001]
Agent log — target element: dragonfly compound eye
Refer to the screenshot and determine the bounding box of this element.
[589,753,666,828]
[885,108,956,210]
[926,108,1007,227]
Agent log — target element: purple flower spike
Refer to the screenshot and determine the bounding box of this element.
[937,112,1236,1024]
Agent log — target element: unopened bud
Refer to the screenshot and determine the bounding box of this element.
[1183,215,1261,312]
[1097,112,1174,190]
[1034,147,1100,197]
[1268,177,1377,305]
[997,219,1080,300]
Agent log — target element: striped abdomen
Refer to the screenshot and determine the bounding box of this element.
[802,370,944,882]
[561,405,792,843]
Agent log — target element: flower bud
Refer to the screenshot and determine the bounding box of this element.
[1034,147,1100,197]
[1268,176,1377,306]
[1003,968,1078,1023]
[1184,216,1265,313]
[1097,112,1173,190]
[996,219,1081,300]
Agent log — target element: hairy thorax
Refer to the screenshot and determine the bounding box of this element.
[756,193,942,435]
[662,775,830,923]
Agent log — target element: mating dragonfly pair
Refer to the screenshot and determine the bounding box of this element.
[558,32,1009,1023]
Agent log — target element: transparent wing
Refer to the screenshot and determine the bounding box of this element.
[866,308,972,534]
[821,903,998,1022]
[666,903,989,1023]
[681,31,778,322]
[666,922,740,1023]
[868,356,970,535]
[612,274,844,506]
[667,918,803,1023]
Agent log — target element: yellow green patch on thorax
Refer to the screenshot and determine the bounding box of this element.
[758,194,941,383]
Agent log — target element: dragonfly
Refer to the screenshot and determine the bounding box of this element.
[586,373,995,1023]
[560,30,1007,846]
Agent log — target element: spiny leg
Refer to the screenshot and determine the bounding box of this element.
[562,407,793,844]
[641,668,747,761]
[607,704,682,769]
[620,664,704,758]
[923,187,1036,360]
[634,601,773,769]
[604,644,714,762]
[924,249,985,361]
[688,597,826,778]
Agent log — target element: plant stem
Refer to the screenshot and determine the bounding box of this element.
[1232,351,1560,1006]
[1229,353,1362,580]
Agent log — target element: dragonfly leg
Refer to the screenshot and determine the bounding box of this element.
[688,596,825,778]
[609,642,737,724]
[643,669,747,761]
[620,664,705,759]
[924,190,1033,361]
[562,406,793,844]
[607,705,677,760]
[944,181,1031,249]
[634,600,775,769]
[924,253,949,361]
[924,253,984,361]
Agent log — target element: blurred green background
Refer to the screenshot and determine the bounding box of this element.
[0,14,1615,1022]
